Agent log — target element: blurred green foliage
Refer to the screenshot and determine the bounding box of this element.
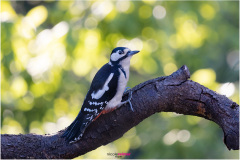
[1,0,239,159]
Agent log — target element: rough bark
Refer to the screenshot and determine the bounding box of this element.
[1,65,239,159]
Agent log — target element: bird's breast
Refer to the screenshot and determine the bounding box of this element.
[105,66,129,110]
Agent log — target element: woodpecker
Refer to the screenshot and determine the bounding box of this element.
[61,47,139,143]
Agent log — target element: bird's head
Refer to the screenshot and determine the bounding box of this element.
[109,47,139,65]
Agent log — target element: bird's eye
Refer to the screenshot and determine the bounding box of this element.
[119,51,124,55]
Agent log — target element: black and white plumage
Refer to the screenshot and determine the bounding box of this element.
[61,47,139,143]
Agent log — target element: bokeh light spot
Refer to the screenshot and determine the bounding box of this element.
[72,59,92,76]
[116,0,130,13]
[177,130,191,142]
[27,53,52,78]
[2,118,24,134]
[142,27,155,39]
[26,5,48,27]
[91,1,113,20]
[117,38,143,51]
[200,4,216,20]
[52,21,69,38]
[1,1,16,22]
[10,77,28,98]
[218,83,235,97]
[191,69,216,88]
[84,17,98,29]
[114,138,130,154]
[84,31,100,50]
[164,63,178,75]
[153,5,166,19]
[163,129,178,145]
[139,5,152,19]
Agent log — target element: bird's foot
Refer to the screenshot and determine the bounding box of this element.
[124,87,131,93]
[118,89,134,112]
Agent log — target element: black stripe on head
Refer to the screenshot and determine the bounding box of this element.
[110,54,128,65]
[111,47,128,55]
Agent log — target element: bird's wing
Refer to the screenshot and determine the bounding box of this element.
[81,63,120,114]
[89,63,118,93]
[62,63,120,143]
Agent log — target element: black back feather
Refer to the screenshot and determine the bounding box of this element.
[61,63,120,142]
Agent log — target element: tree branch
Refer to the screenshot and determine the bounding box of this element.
[1,65,239,159]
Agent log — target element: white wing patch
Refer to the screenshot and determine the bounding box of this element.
[88,101,104,106]
[91,73,114,99]
[84,108,98,114]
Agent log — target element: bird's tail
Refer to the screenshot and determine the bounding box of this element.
[61,112,92,143]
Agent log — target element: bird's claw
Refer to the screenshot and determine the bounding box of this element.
[125,89,134,112]
[118,87,134,112]
[124,87,131,93]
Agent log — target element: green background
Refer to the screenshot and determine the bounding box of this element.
[1,1,239,159]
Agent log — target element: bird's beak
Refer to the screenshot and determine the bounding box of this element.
[128,50,140,56]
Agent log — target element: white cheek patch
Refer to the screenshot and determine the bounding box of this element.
[110,52,121,61]
[111,50,125,61]
[91,73,114,99]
